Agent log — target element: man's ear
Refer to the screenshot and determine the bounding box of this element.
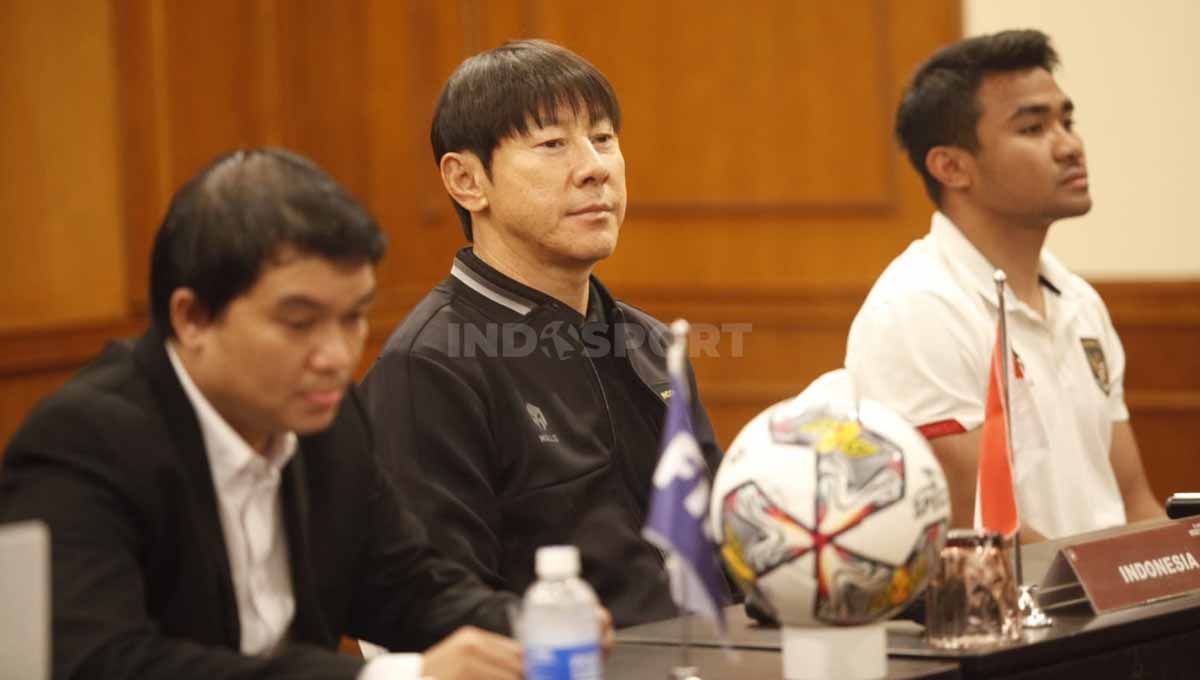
[439,152,489,214]
[925,145,974,193]
[169,288,212,348]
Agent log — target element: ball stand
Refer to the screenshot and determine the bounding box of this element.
[781,624,886,680]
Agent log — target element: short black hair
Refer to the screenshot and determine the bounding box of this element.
[895,29,1059,204]
[430,39,621,240]
[149,147,387,336]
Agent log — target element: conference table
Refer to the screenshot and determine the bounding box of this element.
[614,520,1200,679]
[607,643,962,680]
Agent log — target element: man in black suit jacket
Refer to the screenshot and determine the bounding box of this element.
[0,149,526,679]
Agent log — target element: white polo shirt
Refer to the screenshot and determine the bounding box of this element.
[845,212,1128,539]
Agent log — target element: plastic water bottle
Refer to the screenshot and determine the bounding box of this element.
[521,545,603,680]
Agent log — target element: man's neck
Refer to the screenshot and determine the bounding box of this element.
[168,341,273,455]
[471,232,593,315]
[942,203,1050,316]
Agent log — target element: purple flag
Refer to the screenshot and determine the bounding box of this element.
[642,320,726,633]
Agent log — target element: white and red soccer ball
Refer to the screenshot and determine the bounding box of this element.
[710,370,951,627]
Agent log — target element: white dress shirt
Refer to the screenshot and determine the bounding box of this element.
[166,343,423,678]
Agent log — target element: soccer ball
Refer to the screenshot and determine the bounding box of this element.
[710,370,951,627]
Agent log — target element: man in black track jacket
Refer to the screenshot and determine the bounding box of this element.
[362,39,726,627]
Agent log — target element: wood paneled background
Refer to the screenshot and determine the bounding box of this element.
[2,0,1197,501]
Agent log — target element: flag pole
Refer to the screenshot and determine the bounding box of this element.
[667,554,696,677]
[992,272,1023,585]
[667,321,702,680]
[994,271,1053,628]
[679,578,695,677]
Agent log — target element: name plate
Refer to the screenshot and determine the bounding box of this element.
[1039,519,1200,614]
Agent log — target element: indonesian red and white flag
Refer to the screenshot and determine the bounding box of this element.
[975,322,1020,538]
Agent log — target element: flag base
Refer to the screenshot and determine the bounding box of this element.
[1018,584,1054,628]
[781,624,886,680]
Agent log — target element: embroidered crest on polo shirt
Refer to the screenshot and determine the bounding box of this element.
[525,402,560,443]
[1080,338,1111,395]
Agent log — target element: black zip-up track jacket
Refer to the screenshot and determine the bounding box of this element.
[362,249,724,627]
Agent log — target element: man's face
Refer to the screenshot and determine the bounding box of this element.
[968,67,1091,226]
[480,107,627,270]
[184,249,375,449]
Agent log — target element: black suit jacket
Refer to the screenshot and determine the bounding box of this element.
[0,328,515,680]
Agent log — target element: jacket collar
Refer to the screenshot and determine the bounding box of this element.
[450,249,671,406]
[449,247,614,324]
[450,248,543,316]
[131,327,331,648]
[132,326,241,648]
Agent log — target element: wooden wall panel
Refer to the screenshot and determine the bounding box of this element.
[1095,281,1200,499]
[361,0,473,308]
[3,0,1196,513]
[1127,412,1200,503]
[115,0,283,314]
[275,1,372,199]
[534,1,894,209]
[116,0,380,312]
[113,0,170,313]
[0,0,128,331]
[587,0,960,293]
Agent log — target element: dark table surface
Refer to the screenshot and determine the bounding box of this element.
[609,644,961,680]
[617,520,1200,679]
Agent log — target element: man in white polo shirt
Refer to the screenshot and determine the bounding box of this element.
[845,29,1164,541]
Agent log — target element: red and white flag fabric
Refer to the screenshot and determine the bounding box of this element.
[975,321,1020,538]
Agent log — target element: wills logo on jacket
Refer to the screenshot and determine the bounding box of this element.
[525,403,559,443]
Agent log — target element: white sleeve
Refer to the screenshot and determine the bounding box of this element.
[357,653,423,680]
[846,292,988,435]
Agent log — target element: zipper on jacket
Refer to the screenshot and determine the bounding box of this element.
[577,333,668,570]
[611,307,714,482]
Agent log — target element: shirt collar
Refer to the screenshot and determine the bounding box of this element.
[929,212,1069,318]
[165,342,297,489]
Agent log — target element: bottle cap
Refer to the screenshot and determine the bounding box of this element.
[535,545,580,579]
